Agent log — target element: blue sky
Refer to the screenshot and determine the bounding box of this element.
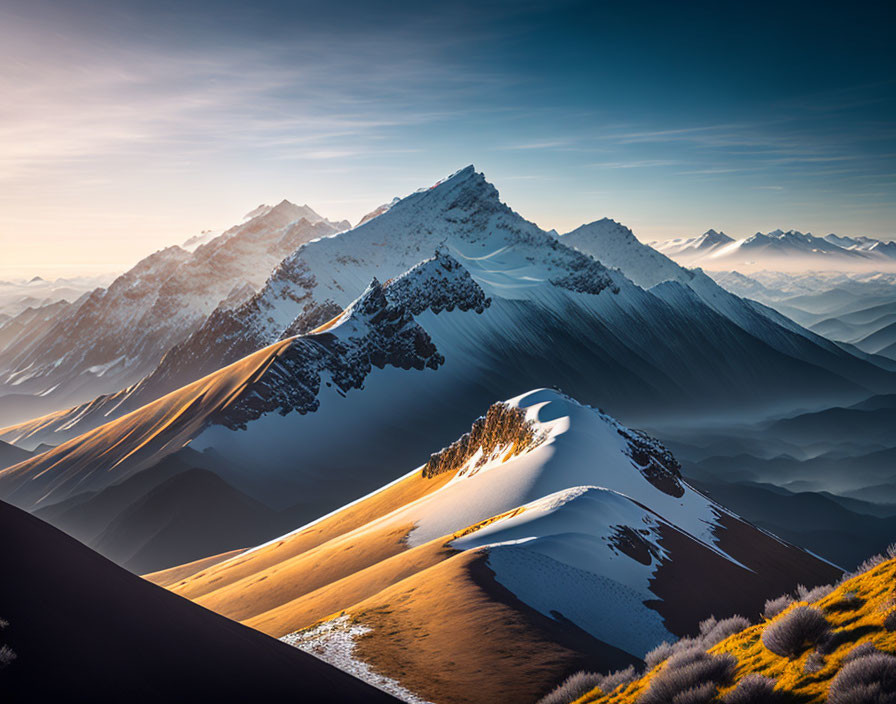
[1,0,893,276]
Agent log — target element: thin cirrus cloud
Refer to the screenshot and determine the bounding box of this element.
[0,0,894,277]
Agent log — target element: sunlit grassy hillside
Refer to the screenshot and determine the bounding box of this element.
[543,551,896,704]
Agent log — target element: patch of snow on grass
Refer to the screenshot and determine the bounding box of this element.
[282,616,432,704]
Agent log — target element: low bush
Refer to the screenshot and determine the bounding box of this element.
[645,641,675,668]
[665,681,716,704]
[0,644,15,668]
[722,674,781,703]
[642,614,750,673]
[698,615,751,649]
[827,651,896,704]
[796,583,834,603]
[761,606,831,658]
[884,609,896,633]
[846,643,881,662]
[840,544,896,584]
[537,671,603,704]
[637,648,736,704]
[599,665,636,693]
[537,666,636,704]
[764,595,793,619]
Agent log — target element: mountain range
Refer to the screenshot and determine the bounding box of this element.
[653,228,896,272]
[710,269,896,361]
[0,201,348,425]
[2,168,893,456]
[1,166,893,701]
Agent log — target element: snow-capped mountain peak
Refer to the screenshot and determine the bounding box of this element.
[694,228,734,248]
[654,226,896,270]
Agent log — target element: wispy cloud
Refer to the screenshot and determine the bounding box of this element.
[498,140,573,150]
[589,159,680,169]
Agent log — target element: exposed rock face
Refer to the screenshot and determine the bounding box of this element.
[422,402,545,479]
[220,252,491,430]
[0,203,345,412]
[607,524,664,566]
[279,301,343,339]
[617,426,684,498]
[0,252,494,510]
[384,249,491,316]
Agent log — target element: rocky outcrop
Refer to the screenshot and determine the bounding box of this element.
[422,402,546,479]
[617,426,684,498]
[220,252,490,430]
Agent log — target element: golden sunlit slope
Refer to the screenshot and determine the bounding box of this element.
[567,556,896,704]
[149,464,457,605]
[150,466,636,704]
[152,391,841,704]
[0,338,291,510]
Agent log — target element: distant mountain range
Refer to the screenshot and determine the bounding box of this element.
[0,166,890,590]
[3,168,893,456]
[710,269,896,361]
[0,201,348,424]
[0,274,112,320]
[652,228,896,271]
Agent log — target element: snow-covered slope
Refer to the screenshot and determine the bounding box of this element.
[560,218,688,289]
[156,389,838,704]
[654,228,896,272]
[0,201,347,422]
[558,217,896,387]
[648,229,733,259]
[10,166,894,452]
[0,251,490,510]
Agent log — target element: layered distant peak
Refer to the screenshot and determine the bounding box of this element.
[561,217,690,289]
[695,229,734,248]
[127,245,192,277]
[243,203,275,220]
[741,229,853,255]
[654,226,896,270]
[356,199,399,227]
[567,218,638,244]
[252,199,323,228]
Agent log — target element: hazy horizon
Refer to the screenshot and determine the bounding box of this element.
[2,0,894,278]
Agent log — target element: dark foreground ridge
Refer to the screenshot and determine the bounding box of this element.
[0,499,398,703]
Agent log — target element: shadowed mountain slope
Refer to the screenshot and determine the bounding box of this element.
[0,498,398,703]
